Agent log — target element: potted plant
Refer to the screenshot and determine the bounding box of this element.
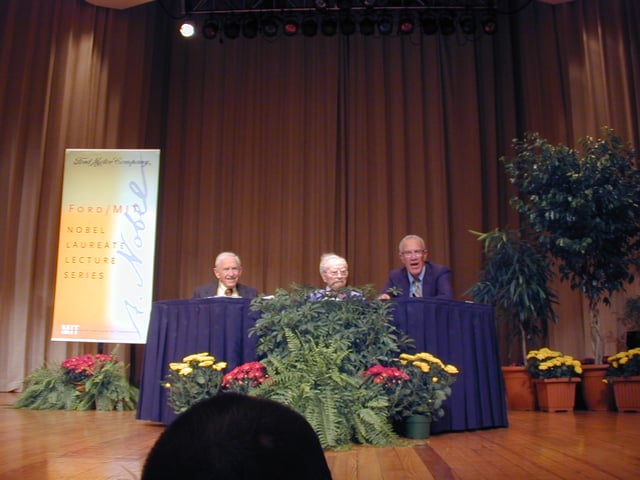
[502,128,640,364]
[466,227,558,410]
[526,347,582,412]
[365,351,459,439]
[222,361,269,394]
[604,347,640,412]
[163,352,228,414]
[13,352,138,411]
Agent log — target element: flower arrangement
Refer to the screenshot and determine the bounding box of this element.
[369,352,459,421]
[61,353,118,383]
[222,361,268,394]
[14,352,138,411]
[604,347,640,382]
[163,352,228,413]
[526,347,582,379]
[363,365,410,391]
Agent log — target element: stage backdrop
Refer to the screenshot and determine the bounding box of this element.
[51,149,160,344]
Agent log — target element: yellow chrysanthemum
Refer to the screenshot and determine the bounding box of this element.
[413,361,431,373]
[169,362,189,371]
[444,364,459,374]
[178,367,193,376]
[213,362,228,371]
[182,352,212,363]
[198,360,214,367]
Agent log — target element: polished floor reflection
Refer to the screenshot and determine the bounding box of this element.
[1,393,639,479]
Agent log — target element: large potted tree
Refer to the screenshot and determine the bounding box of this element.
[502,128,640,410]
[467,227,558,410]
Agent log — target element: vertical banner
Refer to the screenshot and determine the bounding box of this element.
[51,149,161,343]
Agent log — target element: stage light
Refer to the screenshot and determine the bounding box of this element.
[242,17,258,39]
[481,13,498,35]
[321,16,337,36]
[336,0,352,10]
[459,13,475,35]
[314,0,328,10]
[223,18,240,39]
[301,17,318,37]
[359,16,375,36]
[362,0,376,7]
[421,13,438,35]
[376,15,393,35]
[398,12,415,35]
[340,15,356,35]
[283,17,299,36]
[202,20,219,39]
[438,12,456,36]
[261,16,279,37]
[179,20,196,38]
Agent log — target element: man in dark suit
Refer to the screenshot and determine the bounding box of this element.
[193,251,258,299]
[379,234,453,299]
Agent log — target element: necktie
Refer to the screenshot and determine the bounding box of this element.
[412,279,422,298]
[225,288,233,297]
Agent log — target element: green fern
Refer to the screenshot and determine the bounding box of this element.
[253,327,399,449]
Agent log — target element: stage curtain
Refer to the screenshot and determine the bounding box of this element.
[1,0,639,391]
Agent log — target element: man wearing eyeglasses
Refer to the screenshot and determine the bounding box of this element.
[379,235,453,300]
[309,253,363,300]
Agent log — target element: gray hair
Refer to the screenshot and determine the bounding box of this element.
[215,251,242,268]
[398,235,426,252]
[319,253,347,275]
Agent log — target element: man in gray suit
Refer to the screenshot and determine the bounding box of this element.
[193,251,258,299]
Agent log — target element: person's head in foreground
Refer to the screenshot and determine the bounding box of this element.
[141,392,332,480]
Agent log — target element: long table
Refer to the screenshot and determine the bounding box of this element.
[136,297,508,433]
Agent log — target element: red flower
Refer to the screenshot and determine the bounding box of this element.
[222,362,268,390]
[364,365,410,389]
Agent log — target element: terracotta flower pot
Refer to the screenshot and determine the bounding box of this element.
[580,364,614,411]
[611,375,640,412]
[502,366,536,411]
[533,377,581,412]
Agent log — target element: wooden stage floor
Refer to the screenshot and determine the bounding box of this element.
[1,392,638,479]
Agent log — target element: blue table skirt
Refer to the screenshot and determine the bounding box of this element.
[136,297,508,433]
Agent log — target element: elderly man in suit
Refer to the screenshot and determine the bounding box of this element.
[379,235,453,300]
[193,251,258,299]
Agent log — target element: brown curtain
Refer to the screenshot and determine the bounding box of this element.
[1,0,639,391]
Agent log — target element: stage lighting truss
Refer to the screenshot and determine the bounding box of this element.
[174,0,499,40]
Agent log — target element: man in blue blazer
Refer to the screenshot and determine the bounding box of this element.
[379,235,453,299]
[193,251,258,299]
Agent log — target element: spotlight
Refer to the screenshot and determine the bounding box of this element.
[261,16,279,37]
[336,0,352,10]
[359,16,375,36]
[459,13,475,35]
[376,15,393,36]
[481,13,498,35]
[223,18,241,39]
[321,16,337,36]
[438,12,456,36]
[301,17,318,37]
[398,12,415,35]
[283,17,299,36]
[242,17,258,39]
[362,0,376,7]
[179,20,196,38]
[421,13,438,35]
[202,20,219,39]
[340,15,356,35]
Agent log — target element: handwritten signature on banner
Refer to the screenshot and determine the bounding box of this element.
[117,161,153,341]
